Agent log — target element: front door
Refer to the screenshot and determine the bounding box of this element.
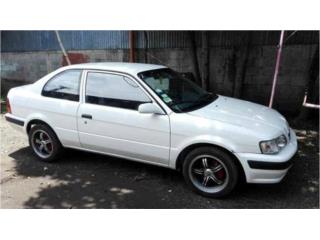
[77,71,170,166]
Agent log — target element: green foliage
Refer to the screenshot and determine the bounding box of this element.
[1,97,6,113]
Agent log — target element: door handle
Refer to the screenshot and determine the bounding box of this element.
[81,114,92,119]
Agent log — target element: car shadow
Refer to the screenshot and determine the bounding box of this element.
[9,147,186,208]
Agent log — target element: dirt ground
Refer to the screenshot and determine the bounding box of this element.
[0,114,319,208]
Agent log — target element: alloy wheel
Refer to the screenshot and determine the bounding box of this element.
[31,129,53,158]
[188,154,229,194]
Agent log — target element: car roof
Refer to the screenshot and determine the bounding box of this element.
[64,62,167,76]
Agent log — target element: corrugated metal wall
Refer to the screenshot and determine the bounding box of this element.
[1,30,318,52]
[140,31,318,47]
[135,31,192,48]
[1,31,129,52]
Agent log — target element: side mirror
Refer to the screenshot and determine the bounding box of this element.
[138,103,165,115]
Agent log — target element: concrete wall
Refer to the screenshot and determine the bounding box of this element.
[140,45,318,115]
[1,43,318,115]
[1,49,128,95]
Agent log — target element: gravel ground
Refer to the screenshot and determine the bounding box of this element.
[1,114,319,208]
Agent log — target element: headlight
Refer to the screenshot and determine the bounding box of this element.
[260,135,287,154]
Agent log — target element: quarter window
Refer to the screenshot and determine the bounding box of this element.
[42,70,81,101]
[85,72,151,110]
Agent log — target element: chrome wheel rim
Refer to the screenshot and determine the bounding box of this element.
[189,154,229,194]
[31,130,53,158]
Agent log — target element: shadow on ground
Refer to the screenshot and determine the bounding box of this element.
[8,123,319,208]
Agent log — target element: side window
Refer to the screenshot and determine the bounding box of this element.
[86,72,151,110]
[42,70,81,101]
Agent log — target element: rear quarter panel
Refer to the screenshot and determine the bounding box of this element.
[7,76,81,147]
[7,85,34,119]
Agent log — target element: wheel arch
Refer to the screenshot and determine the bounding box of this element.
[26,119,54,133]
[26,117,62,143]
[175,143,246,182]
[26,118,64,148]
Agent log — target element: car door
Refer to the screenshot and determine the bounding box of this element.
[77,70,170,166]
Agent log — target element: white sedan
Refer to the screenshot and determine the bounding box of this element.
[5,62,298,197]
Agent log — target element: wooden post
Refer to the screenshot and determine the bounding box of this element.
[54,31,71,65]
[143,31,148,63]
[189,31,201,84]
[232,32,252,98]
[129,31,135,63]
[201,31,210,91]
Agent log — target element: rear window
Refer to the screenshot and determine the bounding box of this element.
[42,70,81,101]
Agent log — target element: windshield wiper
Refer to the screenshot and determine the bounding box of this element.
[169,93,212,107]
[169,100,196,108]
[180,93,215,112]
[168,93,216,112]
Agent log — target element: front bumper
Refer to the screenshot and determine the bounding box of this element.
[235,128,298,184]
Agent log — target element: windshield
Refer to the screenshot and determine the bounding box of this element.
[138,68,217,113]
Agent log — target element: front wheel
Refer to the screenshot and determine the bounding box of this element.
[28,124,62,162]
[182,147,238,198]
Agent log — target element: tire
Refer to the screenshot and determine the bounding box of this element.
[28,124,62,162]
[182,146,238,198]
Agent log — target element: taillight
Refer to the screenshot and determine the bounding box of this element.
[6,97,12,113]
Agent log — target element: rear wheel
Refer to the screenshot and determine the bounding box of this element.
[28,124,62,162]
[182,146,238,198]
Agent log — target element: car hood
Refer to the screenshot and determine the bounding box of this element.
[188,95,289,138]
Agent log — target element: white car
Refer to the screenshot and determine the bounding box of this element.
[5,62,298,197]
